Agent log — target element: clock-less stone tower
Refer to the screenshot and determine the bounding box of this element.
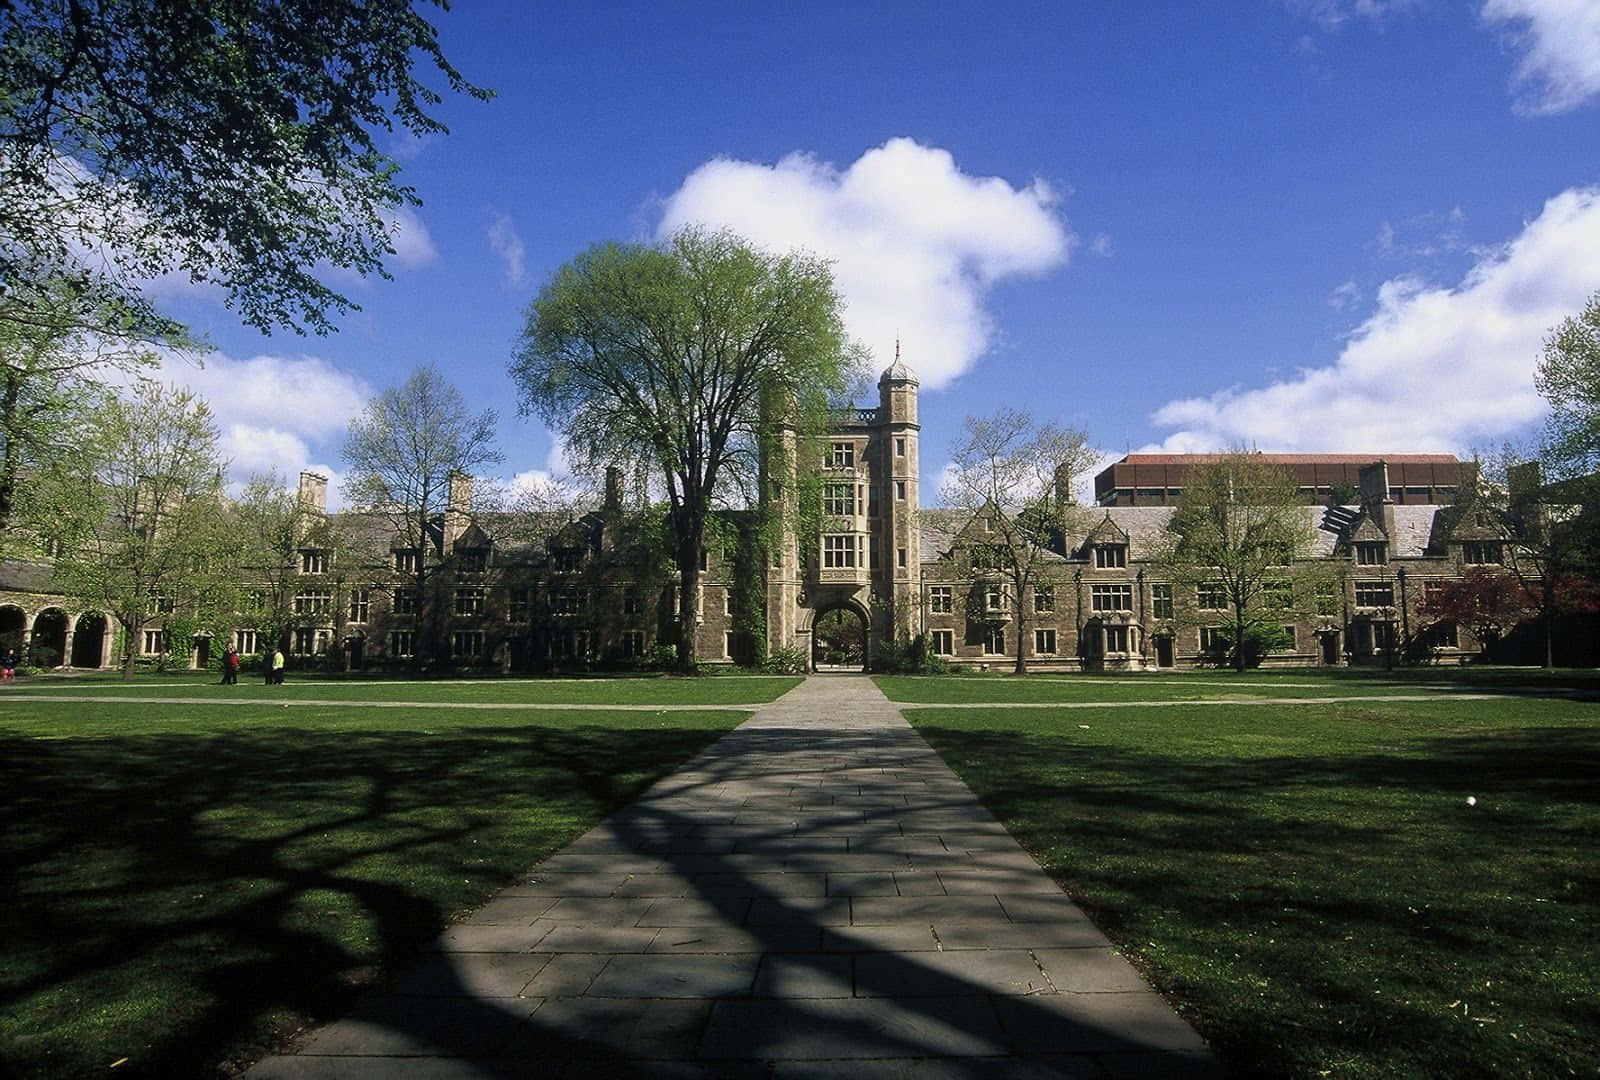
[765,352,920,668]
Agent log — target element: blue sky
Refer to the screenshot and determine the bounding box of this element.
[147,1,1600,506]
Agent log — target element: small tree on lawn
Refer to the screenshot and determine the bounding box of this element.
[940,408,1096,674]
[1155,452,1324,672]
[42,382,231,680]
[342,365,501,670]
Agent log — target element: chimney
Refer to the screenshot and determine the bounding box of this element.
[297,471,328,514]
[605,466,623,512]
[1357,461,1395,537]
[444,470,472,546]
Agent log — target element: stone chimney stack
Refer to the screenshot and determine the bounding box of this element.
[444,470,472,546]
[297,471,328,514]
[605,466,623,512]
[1357,461,1395,538]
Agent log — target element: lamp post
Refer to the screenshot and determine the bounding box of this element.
[1396,566,1410,664]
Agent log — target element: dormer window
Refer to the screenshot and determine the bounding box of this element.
[458,548,488,572]
[828,441,854,468]
[1462,541,1503,565]
[300,549,329,574]
[1354,541,1387,565]
[552,548,581,572]
[394,549,420,573]
[1093,543,1127,569]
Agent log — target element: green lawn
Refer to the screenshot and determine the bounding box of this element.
[875,670,1481,703]
[880,673,1599,1078]
[10,670,802,706]
[0,684,773,1079]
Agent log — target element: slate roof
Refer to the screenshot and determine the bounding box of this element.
[918,502,1450,564]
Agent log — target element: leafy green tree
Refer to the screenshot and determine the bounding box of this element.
[40,382,231,680]
[342,365,501,668]
[1155,453,1322,672]
[940,408,1096,674]
[1535,290,1600,478]
[0,281,196,546]
[1,0,489,337]
[511,227,862,670]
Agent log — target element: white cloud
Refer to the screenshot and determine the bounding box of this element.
[386,206,438,269]
[1329,279,1362,310]
[1148,185,1600,453]
[1482,0,1600,114]
[137,350,371,498]
[1285,0,1422,31]
[153,351,373,442]
[487,213,529,289]
[656,137,1073,389]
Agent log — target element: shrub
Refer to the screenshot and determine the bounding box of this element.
[761,645,809,674]
[873,634,951,674]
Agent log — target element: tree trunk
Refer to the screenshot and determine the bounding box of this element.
[1014,608,1029,675]
[120,617,141,682]
[677,552,700,673]
[1234,608,1247,672]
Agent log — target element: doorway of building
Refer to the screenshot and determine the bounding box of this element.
[1154,634,1174,668]
[812,607,867,671]
[1320,631,1341,666]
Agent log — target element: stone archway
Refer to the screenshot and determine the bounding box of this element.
[810,603,870,671]
[30,608,69,668]
[0,605,25,656]
[71,612,108,668]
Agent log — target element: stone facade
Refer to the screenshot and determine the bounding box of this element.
[0,356,1532,672]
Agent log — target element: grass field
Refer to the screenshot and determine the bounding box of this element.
[880,672,1599,1078]
[0,677,794,1079]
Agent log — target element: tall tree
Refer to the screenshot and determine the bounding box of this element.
[342,365,500,667]
[511,227,861,670]
[1,0,489,338]
[41,382,231,680]
[1535,290,1600,479]
[1155,453,1321,672]
[940,408,1096,674]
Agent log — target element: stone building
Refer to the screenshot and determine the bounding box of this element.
[0,354,1549,673]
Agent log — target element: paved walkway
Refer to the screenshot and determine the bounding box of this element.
[248,675,1219,1078]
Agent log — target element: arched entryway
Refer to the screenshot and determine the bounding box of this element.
[71,612,108,668]
[811,604,869,671]
[30,608,69,668]
[0,605,25,657]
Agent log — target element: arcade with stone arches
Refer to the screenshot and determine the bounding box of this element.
[0,602,113,669]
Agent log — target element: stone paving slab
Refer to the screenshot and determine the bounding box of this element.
[247,675,1221,1077]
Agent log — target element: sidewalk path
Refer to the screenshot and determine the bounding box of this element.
[248,675,1219,1078]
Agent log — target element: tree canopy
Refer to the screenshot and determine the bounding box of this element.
[0,0,488,337]
[511,227,862,668]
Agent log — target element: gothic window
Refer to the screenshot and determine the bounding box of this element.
[1093,543,1127,569]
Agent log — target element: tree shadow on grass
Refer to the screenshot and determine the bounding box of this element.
[0,722,733,1079]
[912,723,1600,1077]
